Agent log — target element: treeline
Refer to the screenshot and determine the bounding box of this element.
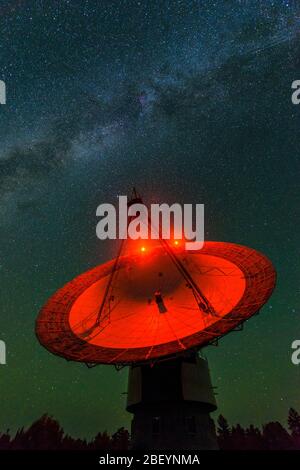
[0,415,130,450]
[0,408,300,450]
[217,408,300,450]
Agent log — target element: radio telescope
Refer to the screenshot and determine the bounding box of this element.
[36,195,276,449]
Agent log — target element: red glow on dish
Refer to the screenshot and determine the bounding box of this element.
[36,241,276,364]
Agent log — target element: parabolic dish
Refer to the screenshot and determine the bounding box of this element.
[36,241,276,364]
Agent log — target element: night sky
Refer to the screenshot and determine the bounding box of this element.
[0,0,299,439]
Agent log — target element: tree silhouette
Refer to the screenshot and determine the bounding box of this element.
[263,421,292,450]
[92,431,111,450]
[217,414,231,450]
[215,409,300,450]
[230,424,246,450]
[111,427,130,450]
[288,408,300,437]
[0,430,10,450]
[12,415,64,450]
[288,408,300,449]
[245,424,265,450]
[1,408,300,450]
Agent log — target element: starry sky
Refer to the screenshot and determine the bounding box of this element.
[0,0,299,439]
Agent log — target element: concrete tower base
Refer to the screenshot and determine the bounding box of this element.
[126,353,218,450]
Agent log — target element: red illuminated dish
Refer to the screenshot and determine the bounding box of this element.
[36,241,276,364]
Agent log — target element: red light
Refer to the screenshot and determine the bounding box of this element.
[174,240,180,246]
[140,246,146,252]
[37,242,276,364]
